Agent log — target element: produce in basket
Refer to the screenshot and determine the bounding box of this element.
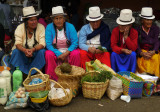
[60,63,72,73]
[92,59,116,75]
[29,91,49,98]
[81,71,110,99]
[81,71,112,83]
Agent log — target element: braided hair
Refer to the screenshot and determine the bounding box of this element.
[24,18,38,49]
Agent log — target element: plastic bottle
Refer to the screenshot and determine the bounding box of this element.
[13,67,23,92]
[0,77,7,105]
[1,66,12,96]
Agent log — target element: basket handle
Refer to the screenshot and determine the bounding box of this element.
[50,80,69,98]
[27,67,44,80]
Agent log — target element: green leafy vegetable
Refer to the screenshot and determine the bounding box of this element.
[99,71,113,80]
[81,70,113,83]
[91,60,94,64]
[97,46,108,52]
[29,90,49,98]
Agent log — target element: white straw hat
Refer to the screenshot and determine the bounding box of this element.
[22,6,39,19]
[86,6,104,21]
[50,6,67,17]
[116,9,135,25]
[139,7,155,19]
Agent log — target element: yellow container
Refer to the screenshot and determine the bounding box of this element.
[30,95,47,103]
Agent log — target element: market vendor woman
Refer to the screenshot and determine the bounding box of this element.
[45,6,80,80]
[10,6,46,75]
[136,7,160,77]
[111,9,138,73]
[79,6,111,69]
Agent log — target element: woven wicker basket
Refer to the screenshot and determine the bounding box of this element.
[82,71,109,99]
[49,80,72,106]
[23,67,50,92]
[55,65,85,97]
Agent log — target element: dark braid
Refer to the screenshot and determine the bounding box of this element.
[53,23,57,43]
[24,20,29,49]
[33,29,38,47]
[63,22,67,38]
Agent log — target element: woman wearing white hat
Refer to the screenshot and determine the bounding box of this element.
[137,7,160,77]
[10,6,46,75]
[111,9,138,73]
[45,6,80,81]
[79,6,111,69]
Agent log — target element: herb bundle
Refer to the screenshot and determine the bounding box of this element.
[81,71,113,83]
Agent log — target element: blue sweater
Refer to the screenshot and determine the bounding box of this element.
[45,22,78,57]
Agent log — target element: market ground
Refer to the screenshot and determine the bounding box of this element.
[0,93,160,112]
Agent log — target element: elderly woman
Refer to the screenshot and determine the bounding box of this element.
[111,9,138,73]
[79,6,111,69]
[45,6,80,80]
[9,6,46,75]
[137,7,160,77]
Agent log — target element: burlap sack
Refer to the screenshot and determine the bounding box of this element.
[107,76,123,100]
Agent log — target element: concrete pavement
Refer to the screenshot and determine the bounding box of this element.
[0,94,160,112]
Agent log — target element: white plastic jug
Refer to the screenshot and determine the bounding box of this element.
[0,77,7,105]
[1,66,12,96]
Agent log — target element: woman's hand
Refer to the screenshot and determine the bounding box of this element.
[121,49,132,55]
[88,47,96,54]
[57,51,70,62]
[95,49,104,54]
[24,49,34,57]
[148,50,155,56]
[140,52,152,59]
[58,53,66,62]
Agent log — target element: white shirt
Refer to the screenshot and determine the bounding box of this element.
[25,35,35,49]
[86,24,101,48]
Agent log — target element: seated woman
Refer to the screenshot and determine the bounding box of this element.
[10,6,46,75]
[45,6,80,81]
[79,6,111,69]
[137,7,160,77]
[111,9,138,73]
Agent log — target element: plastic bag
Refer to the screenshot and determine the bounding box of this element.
[29,78,43,85]
[6,92,29,105]
[107,76,123,100]
[4,92,29,109]
[27,97,49,112]
[4,103,27,109]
